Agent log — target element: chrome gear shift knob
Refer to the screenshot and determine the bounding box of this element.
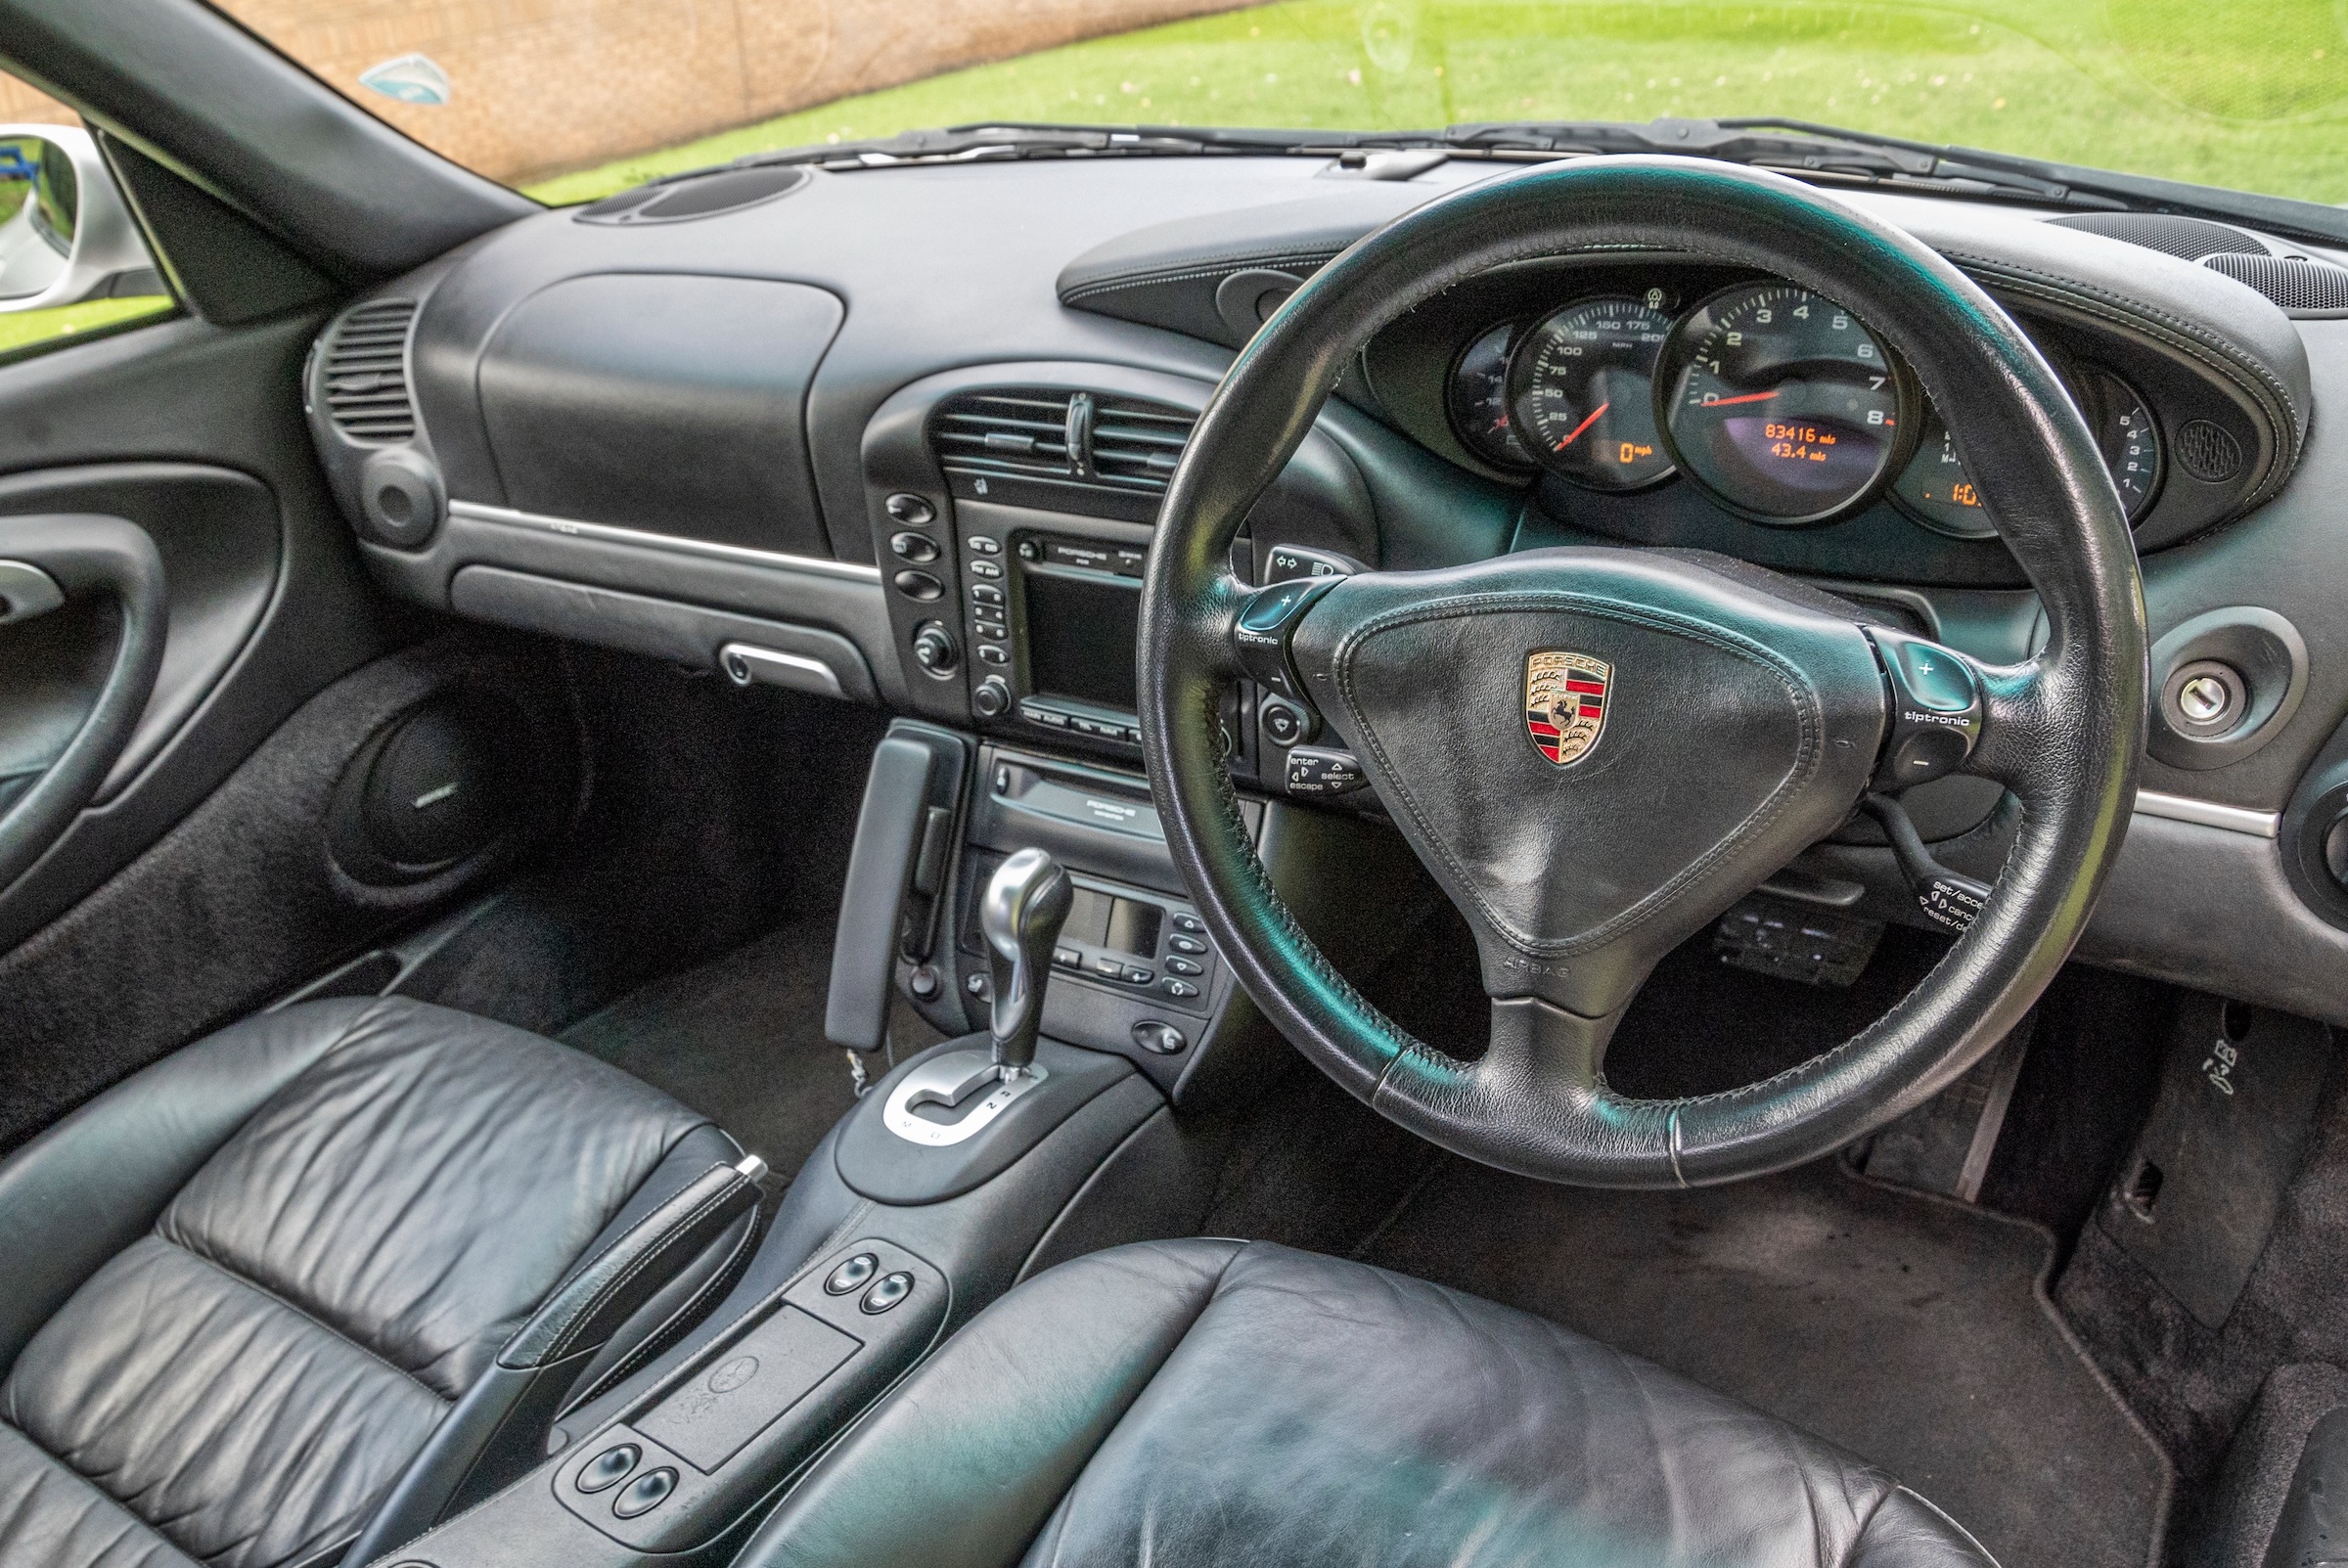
[980,847,1072,1075]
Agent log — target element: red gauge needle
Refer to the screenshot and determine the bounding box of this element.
[1705,390,1780,407]
[1555,403,1609,449]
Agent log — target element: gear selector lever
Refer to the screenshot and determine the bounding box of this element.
[880,848,1070,1146]
[981,847,1072,1075]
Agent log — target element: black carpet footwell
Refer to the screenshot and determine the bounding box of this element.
[1361,1158,2172,1568]
[561,919,941,1174]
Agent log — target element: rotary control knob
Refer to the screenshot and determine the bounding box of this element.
[910,621,959,678]
[972,676,1011,718]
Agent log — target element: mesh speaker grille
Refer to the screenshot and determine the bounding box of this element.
[2201,251,2348,315]
[2050,212,2267,261]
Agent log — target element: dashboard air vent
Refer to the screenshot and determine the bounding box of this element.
[322,299,418,443]
[2049,212,2268,262]
[2201,252,2348,317]
[933,390,1076,479]
[1088,397,1197,493]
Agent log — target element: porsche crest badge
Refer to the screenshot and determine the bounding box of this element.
[1524,650,1610,767]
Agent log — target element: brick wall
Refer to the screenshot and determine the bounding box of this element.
[195,0,1254,185]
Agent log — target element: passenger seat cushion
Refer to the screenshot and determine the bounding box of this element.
[0,998,710,1568]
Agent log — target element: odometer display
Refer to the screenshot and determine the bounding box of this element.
[1661,283,1904,523]
[1508,295,1676,491]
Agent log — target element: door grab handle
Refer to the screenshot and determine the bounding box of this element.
[0,560,64,625]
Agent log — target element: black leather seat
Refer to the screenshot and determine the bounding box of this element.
[735,1238,1996,1568]
[0,997,758,1568]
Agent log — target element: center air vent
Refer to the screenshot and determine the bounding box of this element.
[322,299,418,443]
[1089,397,1195,491]
[930,388,1197,520]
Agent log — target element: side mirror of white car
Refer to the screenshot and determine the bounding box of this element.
[0,124,162,314]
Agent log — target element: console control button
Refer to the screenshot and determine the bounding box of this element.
[971,603,1006,624]
[861,1272,915,1314]
[1169,934,1208,956]
[976,623,1008,640]
[577,1443,639,1493]
[1132,1020,1189,1054]
[891,570,943,602]
[612,1467,677,1518]
[1090,955,1123,978]
[970,583,1005,605]
[968,535,1002,555]
[889,531,940,563]
[1172,914,1205,934]
[1260,697,1312,748]
[1019,702,1068,729]
[1053,946,1082,970]
[910,623,958,677]
[1165,956,1203,976]
[1287,746,1370,798]
[883,493,935,525]
[976,644,1009,664]
[970,560,1003,579]
[1124,965,1155,985]
[824,1253,880,1295]
[972,677,1011,718]
[1161,978,1200,1000]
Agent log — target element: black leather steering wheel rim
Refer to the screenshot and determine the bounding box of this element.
[1138,157,2146,1188]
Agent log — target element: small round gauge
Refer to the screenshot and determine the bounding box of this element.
[1507,295,1677,491]
[1659,283,1906,524]
[2082,369,2162,522]
[1892,412,1996,540]
[1446,322,1536,470]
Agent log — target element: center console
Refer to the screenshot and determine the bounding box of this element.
[365,367,1421,1568]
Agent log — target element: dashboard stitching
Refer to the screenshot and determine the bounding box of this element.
[1329,588,1824,959]
[1060,251,1342,303]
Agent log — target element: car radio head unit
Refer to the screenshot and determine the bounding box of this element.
[956,511,1155,746]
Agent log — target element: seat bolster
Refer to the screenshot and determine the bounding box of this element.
[1849,1488,2002,1568]
[731,1237,1246,1568]
[0,999,377,1378]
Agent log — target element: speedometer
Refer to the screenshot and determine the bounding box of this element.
[1507,295,1676,491]
[1659,283,1906,524]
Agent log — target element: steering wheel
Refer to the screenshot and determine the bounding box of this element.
[1138,157,2146,1187]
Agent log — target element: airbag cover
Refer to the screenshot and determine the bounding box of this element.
[1291,550,1885,1010]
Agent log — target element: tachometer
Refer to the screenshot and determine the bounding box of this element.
[1659,283,1905,524]
[1507,294,1676,491]
[1446,322,1536,470]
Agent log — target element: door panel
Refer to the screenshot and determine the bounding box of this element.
[0,311,387,951]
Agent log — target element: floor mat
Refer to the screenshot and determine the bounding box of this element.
[561,919,941,1175]
[1361,1157,2171,1568]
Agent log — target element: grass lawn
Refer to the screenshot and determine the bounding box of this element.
[0,295,174,359]
[524,0,2348,210]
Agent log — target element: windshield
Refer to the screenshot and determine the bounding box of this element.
[216,0,2348,210]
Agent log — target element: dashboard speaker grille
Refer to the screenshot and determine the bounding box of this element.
[323,299,419,443]
[2201,251,2348,316]
[2049,212,2267,262]
[1089,397,1197,493]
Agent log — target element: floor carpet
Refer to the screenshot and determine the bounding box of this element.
[562,918,943,1177]
[1361,1157,2172,1568]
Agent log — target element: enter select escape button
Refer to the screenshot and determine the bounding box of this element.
[1286,746,1369,797]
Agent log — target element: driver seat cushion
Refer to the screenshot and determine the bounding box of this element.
[736,1238,1997,1568]
[0,997,731,1568]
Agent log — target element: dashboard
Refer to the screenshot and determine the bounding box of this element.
[294,150,2348,1031]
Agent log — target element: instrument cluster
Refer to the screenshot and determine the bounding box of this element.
[1446,278,2163,539]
